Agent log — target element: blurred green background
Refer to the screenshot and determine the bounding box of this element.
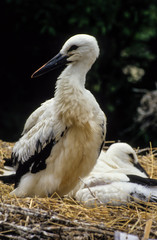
[1,0,157,147]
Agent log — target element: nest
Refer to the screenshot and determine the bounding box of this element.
[0,140,157,239]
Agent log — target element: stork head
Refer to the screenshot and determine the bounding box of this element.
[31,34,99,78]
[106,143,149,177]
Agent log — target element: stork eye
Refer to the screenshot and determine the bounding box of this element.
[129,153,135,162]
[68,45,78,52]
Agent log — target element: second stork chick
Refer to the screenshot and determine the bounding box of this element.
[70,143,157,206]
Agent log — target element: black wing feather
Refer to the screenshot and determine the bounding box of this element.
[127,174,157,186]
[0,128,68,188]
[0,174,15,184]
[14,138,57,188]
[3,157,14,167]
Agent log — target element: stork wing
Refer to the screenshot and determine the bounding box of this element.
[81,172,130,189]
[22,98,54,135]
[12,117,67,187]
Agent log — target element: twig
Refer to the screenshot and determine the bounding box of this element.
[142,219,152,240]
[25,198,33,226]
[150,142,155,178]
[0,221,60,239]
[79,177,103,205]
[0,233,26,240]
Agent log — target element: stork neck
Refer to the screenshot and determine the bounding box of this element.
[62,63,89,86]
[55,62,90,97]
[54,64,91,125]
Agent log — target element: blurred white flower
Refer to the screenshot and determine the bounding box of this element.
[123,65,145,82]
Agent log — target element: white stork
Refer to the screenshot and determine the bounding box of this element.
[0,34,106,197]
[69,143,157,206]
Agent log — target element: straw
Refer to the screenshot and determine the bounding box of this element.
[0,140,157,239]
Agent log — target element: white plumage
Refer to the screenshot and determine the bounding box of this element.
[0,34,106,197]
[69,143,157,206]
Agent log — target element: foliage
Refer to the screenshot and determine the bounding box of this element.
[1,0,157,146]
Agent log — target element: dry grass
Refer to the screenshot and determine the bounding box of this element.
[0,140,157,239]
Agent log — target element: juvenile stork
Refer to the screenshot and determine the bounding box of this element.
[70,143,157,206]
[0,34,106,197]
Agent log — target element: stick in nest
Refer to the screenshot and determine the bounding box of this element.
[79,177,103,205]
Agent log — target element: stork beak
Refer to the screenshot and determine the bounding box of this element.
[31,53,68,78]
[134,162,149,177]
